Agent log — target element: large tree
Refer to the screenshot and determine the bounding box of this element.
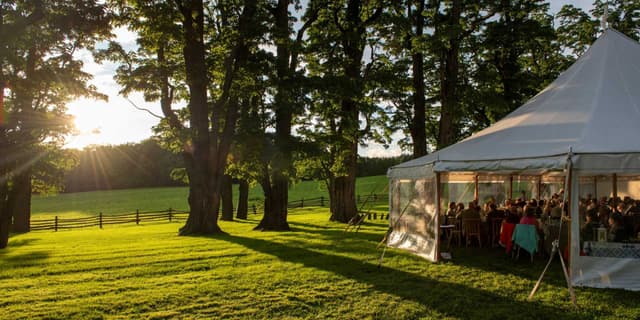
[253,0,320,231]
[303,0,385,223]
[105,0,261,234]
[0,0,111,247]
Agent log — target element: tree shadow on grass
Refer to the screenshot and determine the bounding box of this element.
[5,237,40,248]
[213,233,590,319]
[0,251,49,266]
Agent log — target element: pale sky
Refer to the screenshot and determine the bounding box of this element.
[66,1,594,156]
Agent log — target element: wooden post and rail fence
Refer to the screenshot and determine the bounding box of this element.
[29,193,389,232]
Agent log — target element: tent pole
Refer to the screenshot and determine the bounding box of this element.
[509,176,513,200]
[537,176,542,200]
[529,153,577,307]
[613,173,618,203]
[474,175,479,202]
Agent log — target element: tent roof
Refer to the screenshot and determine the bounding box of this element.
[391,29,640,175]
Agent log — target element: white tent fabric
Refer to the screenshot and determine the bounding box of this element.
[387,29,640,291]
[388,29,640,177]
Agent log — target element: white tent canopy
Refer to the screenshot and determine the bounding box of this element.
[387,29,640,291]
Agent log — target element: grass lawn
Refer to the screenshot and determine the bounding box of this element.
[2,209,640,319]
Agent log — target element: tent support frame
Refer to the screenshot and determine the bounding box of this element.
[528,153,577,306]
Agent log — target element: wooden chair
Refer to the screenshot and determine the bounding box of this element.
[447,217,462,248]
[462,218,483,248]
[490,218,504,247]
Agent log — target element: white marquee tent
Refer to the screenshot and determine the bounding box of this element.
[386,29,640,291]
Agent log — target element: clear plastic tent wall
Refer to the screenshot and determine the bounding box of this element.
[388,169,439,261]
[569,155,640,291]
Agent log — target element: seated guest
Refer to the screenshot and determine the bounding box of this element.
[550,201,562,220]
[598,203,611,226]
[457,201,481,220]
[455,202,465,216]
[486,203,503,220]
[446,201,456,217]
[608,214,627,242]
[506,204,520,224]
[519,206,538,228]
[580,209,599,242]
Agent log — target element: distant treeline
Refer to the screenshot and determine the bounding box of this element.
[64,140,185,193]
[356,155,412,177]
[64,139,410,193]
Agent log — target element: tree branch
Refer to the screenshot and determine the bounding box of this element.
[125,97,164,119]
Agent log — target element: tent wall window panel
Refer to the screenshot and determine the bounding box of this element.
[387,178,438,261]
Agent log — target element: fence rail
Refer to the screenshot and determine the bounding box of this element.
[29,193,389,232]
[30,208,189,231]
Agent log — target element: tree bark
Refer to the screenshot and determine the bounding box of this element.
[236,179,249,219]
[10,169,31,233]
[410,0,427,158]
[437,0,461,149]
[220,174,234,221]
[256,169,290,230]
[0,178,10,249]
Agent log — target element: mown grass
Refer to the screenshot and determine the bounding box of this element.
[2,208,640,319]
[5,176,639,319]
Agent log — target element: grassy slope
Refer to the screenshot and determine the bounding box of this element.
[2,176,637,319]
[31,175,388,219]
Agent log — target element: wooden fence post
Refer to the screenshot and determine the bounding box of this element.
[99,212,103,229]
[320,196,324,206]
[54,216,58,232]
[169,208,173,222]
[136,209,140,225]
[252,204,257,214]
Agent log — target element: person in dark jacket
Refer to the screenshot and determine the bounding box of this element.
[608,214,627,242]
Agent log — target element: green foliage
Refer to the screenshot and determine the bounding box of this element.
[2,208,639,319]
[63,139,184,193]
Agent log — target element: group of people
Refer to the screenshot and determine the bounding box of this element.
[444,191,567,232]
[442,191,640,244]
[579,195,640,243]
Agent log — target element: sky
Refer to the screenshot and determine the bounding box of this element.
[65,0,595,156]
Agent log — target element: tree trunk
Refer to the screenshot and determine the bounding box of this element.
[10,169,31,233]
[180,159,221,234]
[326,0,368,224]
[220,174,233,221]
[329,135,358,223]
[255,0,293,231]
[437,0,461,149]
[0,180,10,249]
[236,179,249,219]
[256,171,290,231]
[177,0,221,235]
[410,0,427,158]
[329,173,358,223]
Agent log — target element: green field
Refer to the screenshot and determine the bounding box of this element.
[2,177,639,319]
[31,175,389,219]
